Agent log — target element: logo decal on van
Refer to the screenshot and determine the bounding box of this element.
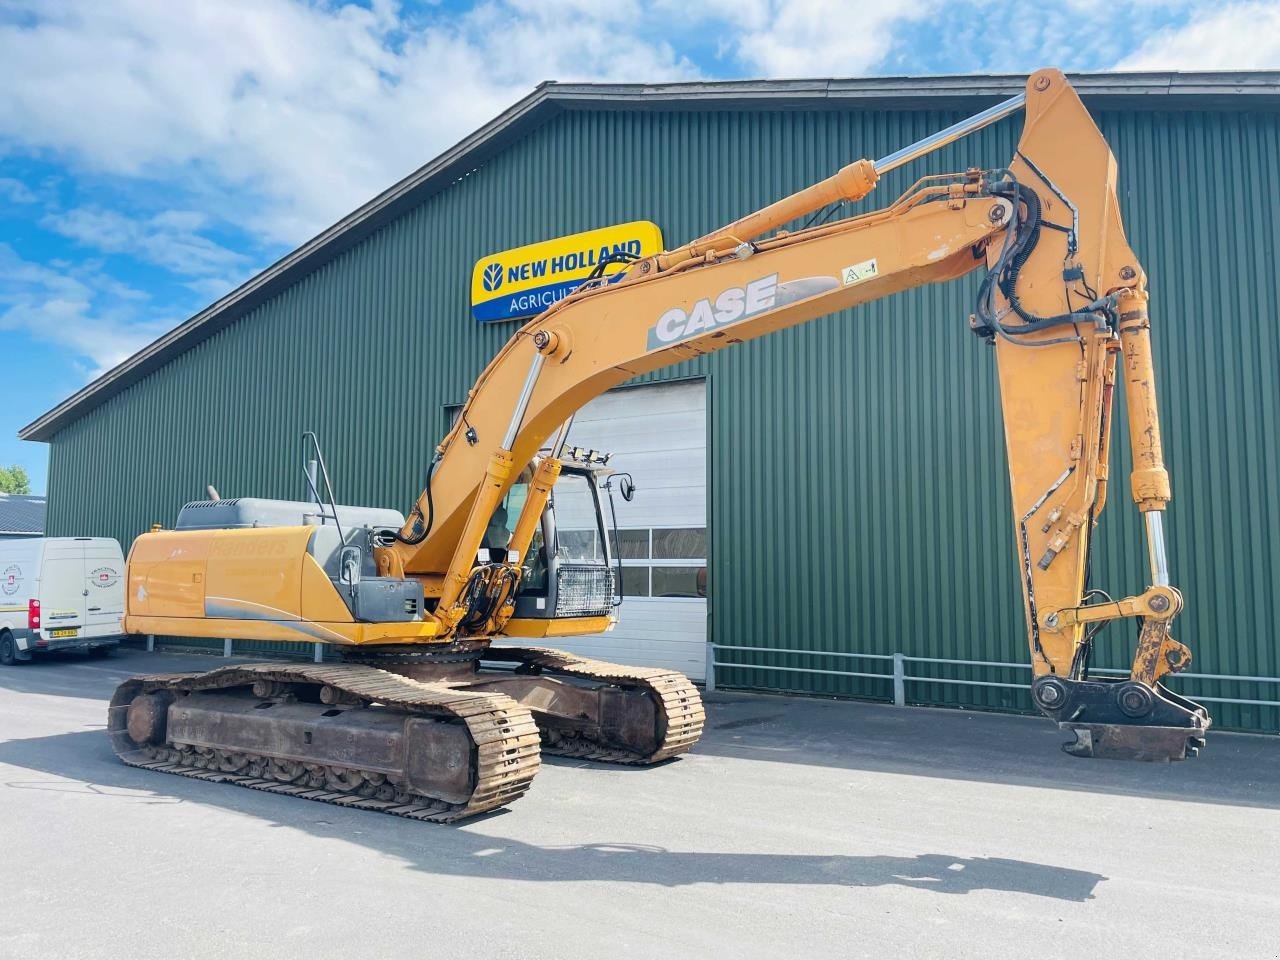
[90,567,119,589]
[2,564,20,596]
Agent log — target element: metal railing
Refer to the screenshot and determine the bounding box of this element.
[705,643,1280,711]
[143,634,1280,717]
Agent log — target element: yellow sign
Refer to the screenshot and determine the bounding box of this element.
[471,221,663,322]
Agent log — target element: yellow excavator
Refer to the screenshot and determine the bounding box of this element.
[109,68,1209,821]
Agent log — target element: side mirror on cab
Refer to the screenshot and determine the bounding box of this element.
[618,474,636,502]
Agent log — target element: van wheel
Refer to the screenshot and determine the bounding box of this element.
[0,632,21,667]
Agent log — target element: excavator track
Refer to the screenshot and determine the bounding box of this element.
[108,663,541,822]
[480,646,705,763]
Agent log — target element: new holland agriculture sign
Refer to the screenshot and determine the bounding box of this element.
[470,221,664,323]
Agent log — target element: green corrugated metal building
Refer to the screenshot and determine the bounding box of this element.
[19,71,1280,731]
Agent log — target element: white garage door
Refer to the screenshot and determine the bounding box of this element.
[550,379,708,680]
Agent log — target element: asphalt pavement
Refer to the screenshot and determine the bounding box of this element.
[1,647,1277,959]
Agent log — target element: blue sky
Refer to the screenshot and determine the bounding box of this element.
[2,0,1278,493]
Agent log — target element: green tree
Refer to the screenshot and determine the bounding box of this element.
[0,465,32,495]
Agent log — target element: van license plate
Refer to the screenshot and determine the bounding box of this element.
[49,628,79,638]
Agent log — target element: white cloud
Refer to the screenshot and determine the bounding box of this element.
[0,0,706,384]
[3,0,1272,393]
[0,244,170,377]
[1115,2,1280,70]
[4,0,1271,276]
[0,177,38,204]
[0,0,700,246]
[183,276,244,303]
[641,0,1218,81]
[42,207,250,277]
[699,0,934,77]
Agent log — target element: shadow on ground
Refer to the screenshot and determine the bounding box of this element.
[0,729,1104,901]
[694,689,1280,811]
[0,648,265,701]
[2,647,1276,814]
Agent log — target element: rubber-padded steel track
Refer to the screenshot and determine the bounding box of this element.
[482,646,705,763]
[108,663,541,822]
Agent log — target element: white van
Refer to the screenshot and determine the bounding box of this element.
[0,537,126,665]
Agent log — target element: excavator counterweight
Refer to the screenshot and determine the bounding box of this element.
[109,68,1208,821]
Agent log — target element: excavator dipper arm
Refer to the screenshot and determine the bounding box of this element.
[984,72,1208,760]
[377,68,1207,761]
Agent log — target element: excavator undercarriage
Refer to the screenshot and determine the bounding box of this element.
[108,646,704,820]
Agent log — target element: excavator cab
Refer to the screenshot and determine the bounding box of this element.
[490,459,619,624]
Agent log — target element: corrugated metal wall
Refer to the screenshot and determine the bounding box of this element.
[46,100,1280,729]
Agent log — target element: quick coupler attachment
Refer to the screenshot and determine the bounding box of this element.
[1031,675,1210,762]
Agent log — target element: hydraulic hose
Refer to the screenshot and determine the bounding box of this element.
[975,179,1111,345]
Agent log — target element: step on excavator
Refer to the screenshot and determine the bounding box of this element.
[109,68,1209,821]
